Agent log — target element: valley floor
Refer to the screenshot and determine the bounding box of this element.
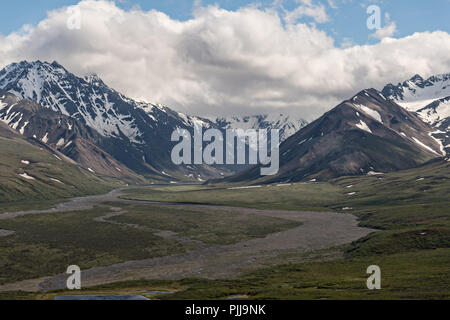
[0,160,449,299]
[0,188,371,293]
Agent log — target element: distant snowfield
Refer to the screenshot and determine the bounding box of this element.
[216,114,307,142]
[397,98,442,112]
[393,75,450,112]
[387,74,450,138]
[418,99,450,126]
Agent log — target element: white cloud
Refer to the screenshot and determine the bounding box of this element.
[284,0,329,24]
[370,13,398,40]
[370,21,397,39]
[0,0,449,121]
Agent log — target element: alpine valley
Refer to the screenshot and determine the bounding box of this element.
[0,60,448,192]
[0,61,309,193]
[0,61,449,301]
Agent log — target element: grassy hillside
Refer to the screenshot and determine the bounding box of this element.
[0,129,119,203]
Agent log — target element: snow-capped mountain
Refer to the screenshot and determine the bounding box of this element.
[0,61,212,143]
[0,89,142,180]
[0,60,309,181]
[215,114,308,142]
[1,61,448,184]
[382,73,450,154]
[0,61,219,180]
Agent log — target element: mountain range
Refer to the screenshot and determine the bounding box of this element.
[215,114,308,142]
[224,79,449,184]
[382,73,450,154]
[0,60,448,188]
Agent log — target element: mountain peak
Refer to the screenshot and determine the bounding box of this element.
[351,88,386,103]
[84,73,106,87]
[50,60,64,68]
[410,74,424,83]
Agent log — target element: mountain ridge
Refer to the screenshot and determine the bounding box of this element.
[221,88,443,184]
[382,72,450,155]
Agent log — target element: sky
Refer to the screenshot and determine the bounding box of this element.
[0,0,449,119]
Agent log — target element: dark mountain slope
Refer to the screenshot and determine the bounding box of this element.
[223,89,442,184]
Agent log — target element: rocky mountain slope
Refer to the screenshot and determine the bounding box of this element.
[224,88,444,184]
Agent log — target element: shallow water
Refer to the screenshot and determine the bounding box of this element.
[226,296,249,300]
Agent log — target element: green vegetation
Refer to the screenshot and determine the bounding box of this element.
[0,160,449,299]
[123,161,450,258]
[0,206,185,284]
[0,199,62,214]
[123,183,343,211]
[105,160,450,299]
[0,203,300,284]
[0,136,118,203]
[111,205,301,245]
[2,248,448,300]
[123,160,450,213]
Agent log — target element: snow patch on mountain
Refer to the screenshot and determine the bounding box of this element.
[216,114,307,141]
[412,137,440,155]
[354,104,383,123]
[355,120,372,133]
[429,131,446,156]
[19,173,35,180]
